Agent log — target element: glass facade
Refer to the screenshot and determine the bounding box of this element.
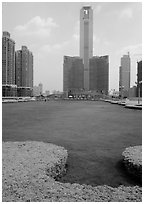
[89,56,109,94]
[63,56,84,93]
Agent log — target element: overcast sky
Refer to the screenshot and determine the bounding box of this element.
[2,2,142,92]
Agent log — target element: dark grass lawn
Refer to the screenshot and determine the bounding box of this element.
[2,100,142,187]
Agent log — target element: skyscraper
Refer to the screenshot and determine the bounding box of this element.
[63,56,84,93]
[89,56,109,94]
[119,54,131,97]
[2,31,17,96]
[80,6,93,90]
[63,6,109,96]
[15,46,33,96]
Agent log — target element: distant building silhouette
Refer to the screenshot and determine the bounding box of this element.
[33,86,40,96]
[45,90,50,96]
[33,83,43,96]
[38,83,43,95]
[119,54,131,98]
[2,31,17,96]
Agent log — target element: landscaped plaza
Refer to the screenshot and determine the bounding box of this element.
[2,100,141,187]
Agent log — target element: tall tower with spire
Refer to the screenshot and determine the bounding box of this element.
[80,6,93,90]
[63,5,109,95]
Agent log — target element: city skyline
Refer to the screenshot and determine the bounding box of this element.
[2,30,33,97]
[2,2,142,92]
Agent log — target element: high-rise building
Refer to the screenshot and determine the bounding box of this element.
[119,54,131,98]
[63,6,109,96]
[80,6,93,90]
[2,31,17,96]
[63,56,84,93]
[136,60,142,97]
[15,46,33,96]
[89,56,109,94]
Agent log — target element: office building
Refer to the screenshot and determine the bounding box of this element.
[63,56,84,94]
[2,31,17,96]
[136,60,142,97]
[89,55,109,94]
[119,53,131,98]
[63,6,109,96]
[80,6,93,90]
[15,46,33,96]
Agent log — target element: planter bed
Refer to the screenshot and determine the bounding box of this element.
[2,141,142,202]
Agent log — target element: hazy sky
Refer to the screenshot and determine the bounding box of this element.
[2,2,142,92]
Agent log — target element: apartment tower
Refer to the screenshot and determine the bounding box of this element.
[80,6,93,90]
[2,31,17,96]
[15,46,33,96]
